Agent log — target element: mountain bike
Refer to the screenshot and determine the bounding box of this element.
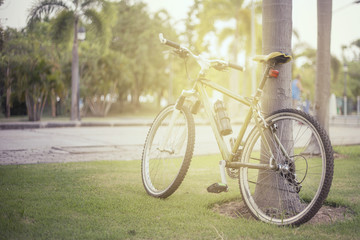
[141,33,334,226]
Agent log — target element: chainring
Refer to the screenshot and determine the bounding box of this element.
[226,167,239,179]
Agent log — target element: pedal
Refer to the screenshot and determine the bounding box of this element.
[207,183,228,193]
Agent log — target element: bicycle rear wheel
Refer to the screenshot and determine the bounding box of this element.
[141,104,195,198]
[239,109,333,226]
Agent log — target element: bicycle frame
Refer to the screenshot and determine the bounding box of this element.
[179,63,280,171]
[157,32,289,172]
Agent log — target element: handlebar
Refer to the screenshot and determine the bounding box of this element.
[228,62,244,71]
[159,33,181,49]
[159,33,244,72]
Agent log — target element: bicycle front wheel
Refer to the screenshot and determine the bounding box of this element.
[141,104,195,198]
[239,109,333,226]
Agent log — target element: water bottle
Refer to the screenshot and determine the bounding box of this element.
[214,100,232,136]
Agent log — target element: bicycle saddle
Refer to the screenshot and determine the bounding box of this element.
[252,52,292,64]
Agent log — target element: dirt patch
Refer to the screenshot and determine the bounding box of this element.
[212,201,355,225]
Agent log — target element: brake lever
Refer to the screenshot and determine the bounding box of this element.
[173,48,189,59]
[213,63,227,71]
[212,61,228,71]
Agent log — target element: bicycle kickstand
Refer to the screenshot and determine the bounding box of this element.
[207,160,228,193]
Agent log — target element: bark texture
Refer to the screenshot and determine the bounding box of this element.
[262,0,292,113]
[315,0,332,133]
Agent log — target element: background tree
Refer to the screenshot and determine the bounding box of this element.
[293,44,341,109]
[0,28,26,118]
[76,1,128,117]
[110,1,177,109]
[81,47,130,116]
[337,40,360,114]
[0,20,65,121]
[196,0,259,97]
[13,22,60,121]
[314,0,332,132]
[19,58,53,121]
[28,0,104,121]
[347,41,360,99]
[0,0,3,50]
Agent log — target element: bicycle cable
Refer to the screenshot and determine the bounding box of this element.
[184,58,193,82]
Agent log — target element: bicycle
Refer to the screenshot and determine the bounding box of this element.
[141,33,334,226]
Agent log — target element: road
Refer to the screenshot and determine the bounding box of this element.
[1,124,360,165]
[0,125,222,165]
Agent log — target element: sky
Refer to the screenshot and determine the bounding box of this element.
[1,0,360,60]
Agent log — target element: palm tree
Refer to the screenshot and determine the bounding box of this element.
[28,0,104,121]
[314,0,332,132]
[259,0,297,214]
[1,28,28,118]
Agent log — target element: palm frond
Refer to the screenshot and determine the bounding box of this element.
[27,0,70,25]
[50,10,75,44]
[352,39,360,49]
[81,0,103,9]
[83,9,104,36]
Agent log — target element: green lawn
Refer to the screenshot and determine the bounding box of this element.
[0,146,359,240]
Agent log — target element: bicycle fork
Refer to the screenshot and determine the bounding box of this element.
[158,109,180,154]
[158,90,197,155]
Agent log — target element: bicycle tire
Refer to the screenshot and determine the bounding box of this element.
[141,104,195,198]
[239,109,334,226]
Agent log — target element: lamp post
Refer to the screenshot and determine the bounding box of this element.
[343,63,348,116]
[78,26,86,41]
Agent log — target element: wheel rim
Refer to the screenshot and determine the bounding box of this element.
[240,112,328,225]
[143,107,189,196]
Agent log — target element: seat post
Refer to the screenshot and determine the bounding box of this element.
[257,62,274,92]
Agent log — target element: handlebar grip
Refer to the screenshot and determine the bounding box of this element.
[228,62,244,71]
[159,33,180,49]
[165,39,181,49]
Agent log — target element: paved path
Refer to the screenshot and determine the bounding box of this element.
[0,126,148,165]
[1,121,360,165]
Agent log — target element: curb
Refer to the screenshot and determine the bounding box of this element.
[0,121,153,130]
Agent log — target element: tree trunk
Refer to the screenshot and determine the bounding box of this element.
[40,91,48,120]
[25,86,47,122]
[51,88,56,117]
[5,66,11,118]
[25,90,35,121]
[256,0,298,210]
[315,0,332,133]
[6,84,11,118]
[262,1,292,113]
[132,76,141,109]
[131,89,140,109]
[86,96,113,117]
[71,18,80,121]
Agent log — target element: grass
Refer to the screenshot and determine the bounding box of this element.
[0,146,360,240]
